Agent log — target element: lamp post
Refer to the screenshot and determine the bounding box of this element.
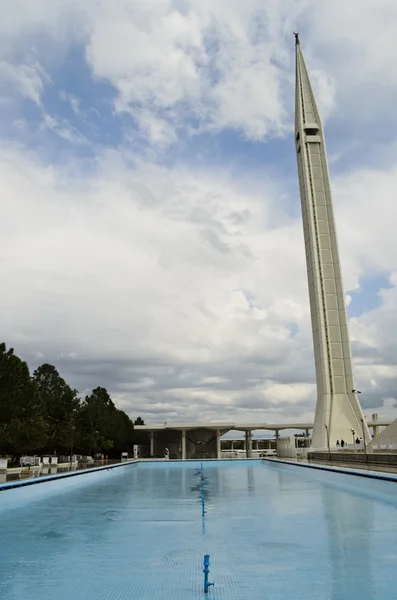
[325,424,331,461]
[361,418,368,462]
[70,422,75,470]
[352,389,367,461]
[351,429,355,446]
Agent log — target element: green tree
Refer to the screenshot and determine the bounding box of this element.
[134,416,145,425]
[0,343,47,456]
[1,342,140,459]
[32,363,80,454]
[79,387,117,455]
[112,409,135,455]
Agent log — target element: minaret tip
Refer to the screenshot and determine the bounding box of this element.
[294,32,300,45]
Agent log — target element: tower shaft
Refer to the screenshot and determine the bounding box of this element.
[294,40,370,447]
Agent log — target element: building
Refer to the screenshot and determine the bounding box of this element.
[294,34,370,448]
[367,418,397,452]
[134,418,389,459]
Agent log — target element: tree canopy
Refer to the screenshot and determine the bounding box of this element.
[0,342,146,457]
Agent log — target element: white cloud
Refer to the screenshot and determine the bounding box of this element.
[2,0,397,143]
[84,0,291,142]
[0,144,396,423]
[333,167,397,288]
[40,113,88,144]
[0,60,47,106]
[0,144,309,417]
[59,91,81,115]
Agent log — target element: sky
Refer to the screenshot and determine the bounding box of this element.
[1,0,396,429]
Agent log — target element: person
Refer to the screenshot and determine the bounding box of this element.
[336,440,340,446]
[341,439,345,448]
[356,437,360,444]
[164,447,169,460]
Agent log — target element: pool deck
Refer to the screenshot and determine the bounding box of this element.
[0,459,139,491]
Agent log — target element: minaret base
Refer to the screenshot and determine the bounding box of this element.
[312,393,371,448]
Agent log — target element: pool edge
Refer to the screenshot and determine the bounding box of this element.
[262,457,397,482]
[0,460,139,492]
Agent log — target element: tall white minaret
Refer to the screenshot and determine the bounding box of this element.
[294,34,370,447]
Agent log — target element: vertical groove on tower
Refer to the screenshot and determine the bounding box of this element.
[305,141,333,395]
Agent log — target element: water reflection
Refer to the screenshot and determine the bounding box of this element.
[247,466,255,494]
[323,487,374,599]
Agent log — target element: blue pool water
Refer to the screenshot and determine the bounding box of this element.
[0,460,396,599]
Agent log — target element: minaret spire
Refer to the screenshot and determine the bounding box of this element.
[294,41,370,448]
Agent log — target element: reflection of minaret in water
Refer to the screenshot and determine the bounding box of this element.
[323,487,373,599]
[247,466,255,494]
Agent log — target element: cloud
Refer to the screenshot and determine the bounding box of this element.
[84,0,292,143]
[59,91,81,115]
[333,167,397,288]
[0,144,310,417]
[0,60,47,106]
[0,141,395,424]
[2,0,397,145]
[40,114,88,145]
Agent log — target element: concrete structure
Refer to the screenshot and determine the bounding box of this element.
[308,451,397,469]
[221,438,276,452]
[367,418,397,452]
[294,35,370,448]
[141,423,235,460]
[371,413,380,438]
[135,418,389,459]
[136,422,311,459]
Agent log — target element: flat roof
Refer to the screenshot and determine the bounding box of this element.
[135,422,314,432]
[135,419,392,432]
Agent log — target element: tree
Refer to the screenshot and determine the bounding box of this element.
[79,387,118,455]
[0,343,47,456]
[32,363,80,454]
[1,341,139,458]
[134,416,145,425]
[112,409,135,455]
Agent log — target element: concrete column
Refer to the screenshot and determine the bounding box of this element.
[371,413,379,438]
[245,432,248,458]
[231,440,234,451]
[216,429,221,459]
[181,430,186,460]
[149,432,155,457]
[305,429,310,437]
[245,431,252,458]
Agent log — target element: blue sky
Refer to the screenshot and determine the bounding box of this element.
[0,0,396,425]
